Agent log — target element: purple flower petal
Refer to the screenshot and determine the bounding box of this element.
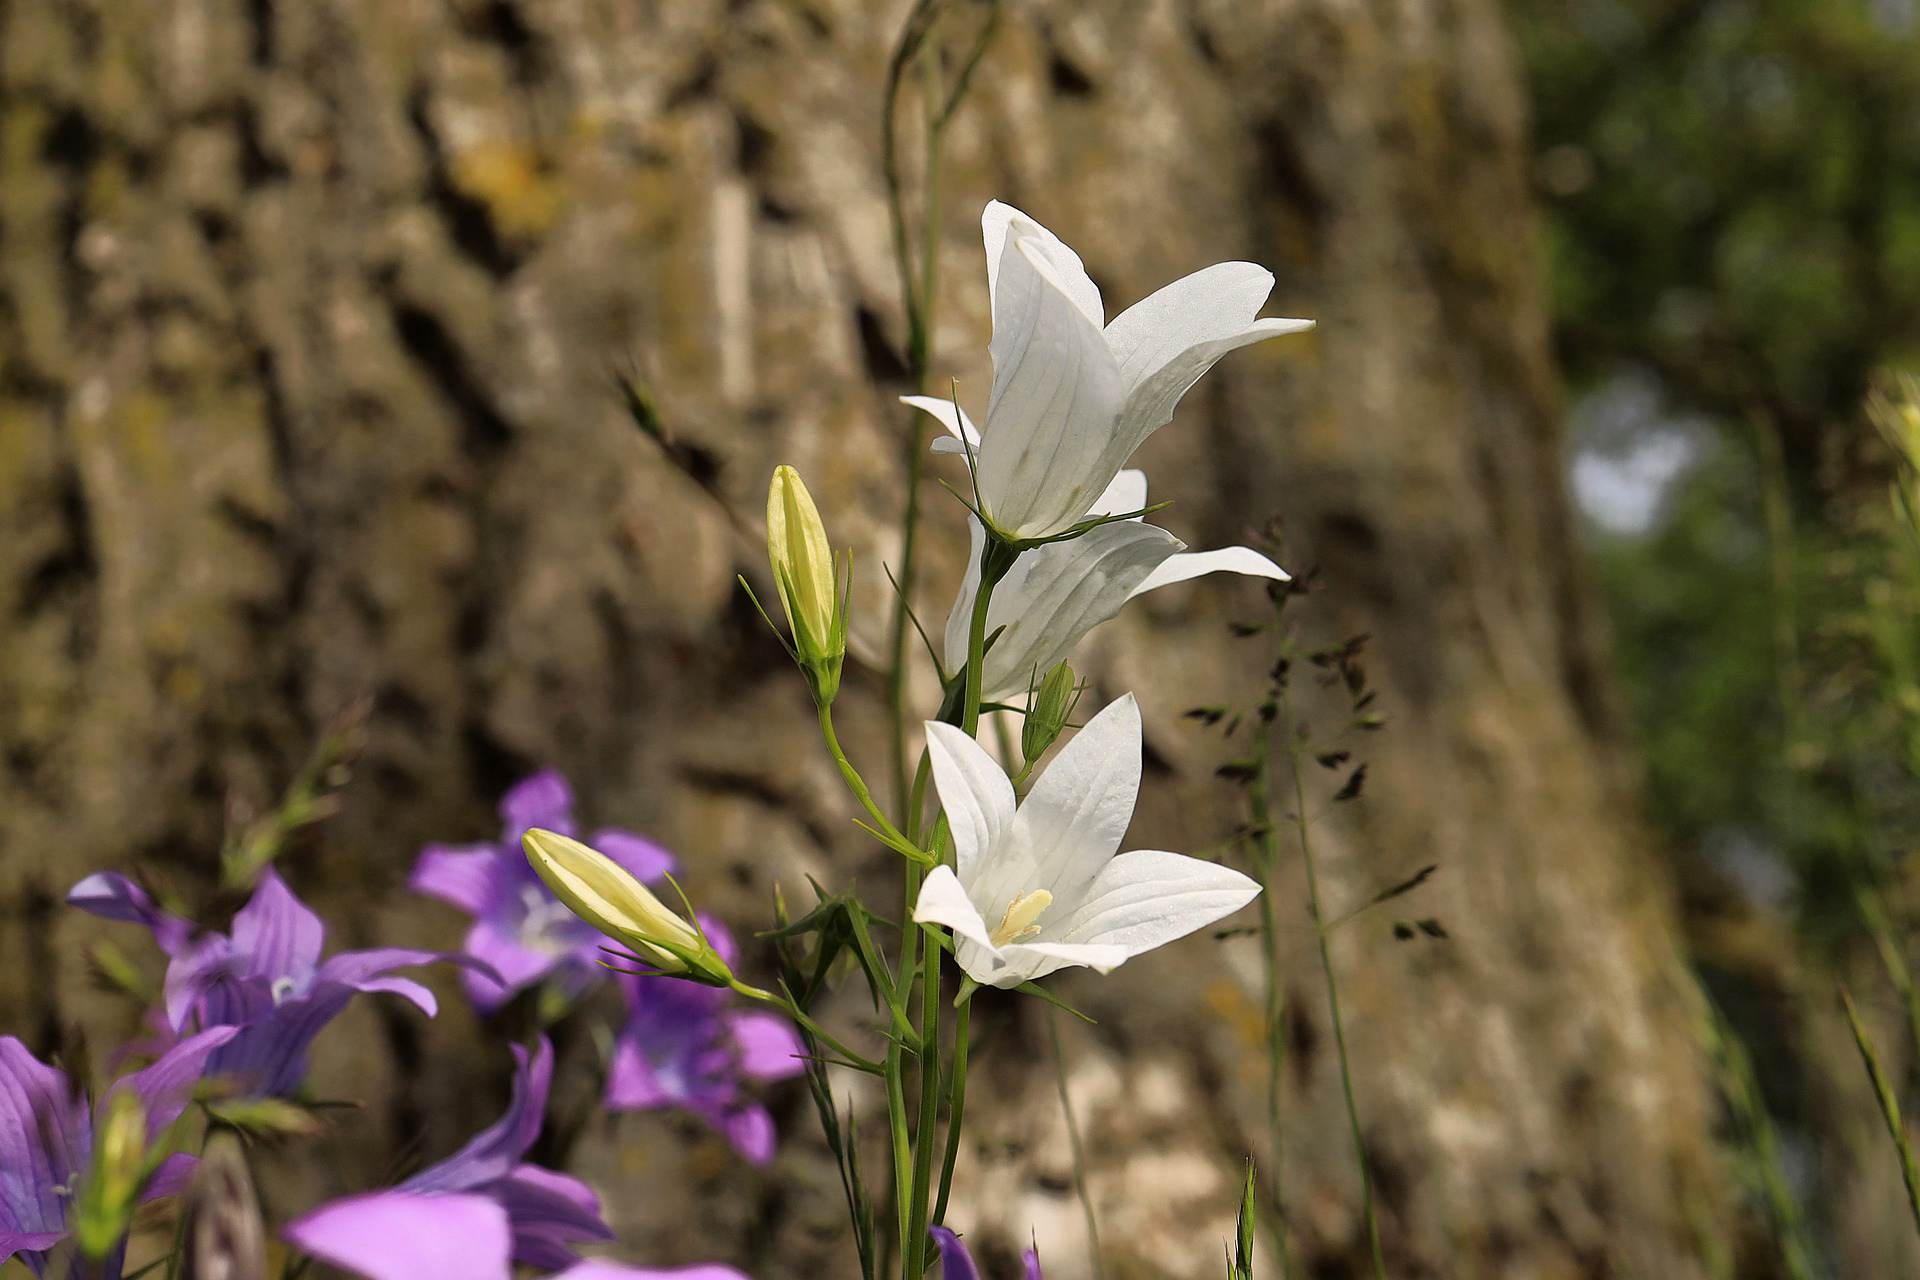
[497,1165,613,1268]
[0,1229,68,1273]
[403,1039,550,1194]
[200,986,352,1098]
[603,1035,672,1111]
[1024,1246,1044,1279]
[553,1264,751,1280]
[345,975,439,1016]
[719,1105,776,1167]
[162,934,237,1031]
[501,771,578,844]
[725,1012,805,1083]
[117,1025,241,1132]
[930,1227,981,1280]
[230,869,325,981]
[0,1038,86,1242]
[459,920,562,1010]
[591,829,677,884]
[409,845,499,916]
[144,1153,201,1201]
[67,873,194,955]
[285,1190,512,1280]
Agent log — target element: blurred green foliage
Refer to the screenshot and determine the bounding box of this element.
[1516,0,1920,444]
[1514,0,1920,930]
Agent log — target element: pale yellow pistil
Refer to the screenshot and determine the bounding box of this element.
[990,888,1053,947]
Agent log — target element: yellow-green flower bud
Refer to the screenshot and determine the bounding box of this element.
[75,1090,147,1260]
[766,465,846,703]
[1022,661,1078,767]
[522,829,733,985]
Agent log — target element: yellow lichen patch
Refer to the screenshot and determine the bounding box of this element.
[1203,978,1266,1050]
[449,141,566,241]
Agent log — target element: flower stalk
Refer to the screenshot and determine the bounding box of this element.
[1281,674,1388,1280]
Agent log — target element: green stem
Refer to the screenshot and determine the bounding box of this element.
[1048,1007,1105,1280]
[1283,681,1387,1279]
[903,930,943,1280]
[901,538,1011,1275]
[933,996,970,1223]
[1844,986,1920,1242]
[882,7,944,818]
[819,703,929,863]
[1248,702,1298,1279]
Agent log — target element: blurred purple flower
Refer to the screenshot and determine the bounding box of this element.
[393,1038,609,1268]
[603,919,803,1165]
[930,1226,1043,1280]
[0,1026,237,1275]
[69,867,483,1099]
[286,1037,745,1280]
[285,1190,747,1280]
[411,770,676,1011]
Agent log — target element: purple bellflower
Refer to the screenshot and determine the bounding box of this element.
[411,771,676,1010]
[69,867,481,1099]
[0,1026,238,1275]
[931,1226,1043,1280]
[603,918,803,1165]
[284,1037,746,1280]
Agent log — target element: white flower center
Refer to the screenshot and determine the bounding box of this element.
[989,889,1052,947]
[270,975,299,1005]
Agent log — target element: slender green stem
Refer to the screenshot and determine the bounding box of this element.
[1248,702,1298,1280]
[933,996,970,1223]
[819,703,929,864]
[901,538,1011,1274]
[1048,1007,1105,1280]
[887,1044,914,1262]
[1844,986,1920,1241]
[1282,681,1387,1279]
[903,933,943,1280]
[882,5,944,817]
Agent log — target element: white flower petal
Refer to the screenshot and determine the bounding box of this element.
[980,236,1127,537]
[984,201,1103,328]
[941,516,990,679]
[948,520,1181,701]
[982,695,1142,914]
[901,394,981,453]
[912,864,1000,958]
[1113,316,1314,462]
[1129,545,1290,599]
[1087,469,1148,518]
[991,940,1132,987]
[1054,849,1261,958]
[923,721,1016,879]
[1103,262,1278,391]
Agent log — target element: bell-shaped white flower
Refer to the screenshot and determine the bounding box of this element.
[924,201,1312,540]
[912,694,1260,989]
[913,459,1288,701]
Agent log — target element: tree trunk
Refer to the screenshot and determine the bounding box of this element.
[0,0,1730,1275]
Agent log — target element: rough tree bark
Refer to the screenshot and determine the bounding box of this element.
[0,0,1731,1276]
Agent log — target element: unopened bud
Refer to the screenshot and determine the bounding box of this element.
[766,465,847,704]
[75,1090,147,1260]
[1022,662,1078,766]
[523,829,732,985]
[181,1131,266,1280]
